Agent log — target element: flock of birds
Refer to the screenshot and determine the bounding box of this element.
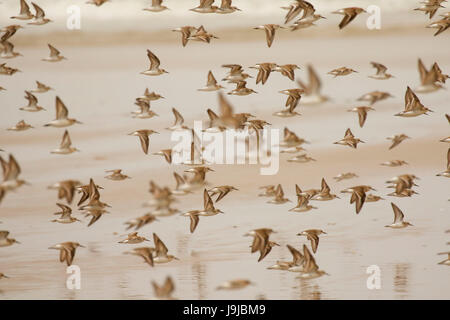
[0,0,450,299]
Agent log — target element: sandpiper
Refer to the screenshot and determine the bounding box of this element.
[198,71,224,91]
[341,185,376,214]
[42,44,66,62]
[274,64,300,81]
[105,169,130,181]
[290,14,326,30]
[347,106,375,128]
[152,233,179,263]
[48,179,81,204]
[416,58,446,92]
[141,50,168,76]
[328,67,357,77]
[395,86,433,117]
[258,185,276,197]
[334,128,364,149]
[358,90,393,105]
[333,172,358,182]
[217,279,253,290]
[11,0,33,20]
[268,244,304,270]
[267,184,290,204]
[138,88,164,101]
[132,99,158,119]
[153,149,173,164]
[125,247,155,266]
[387,134,410,150]
[332,7,366,29]
[0,273,9,279]
[381,160,408,167]
[222,64,252,83]
[190,0,218,13]
[0,154,28,203]
[289,191,317,212]
[217,0,241,14]
[0,39,22,59]
[436,148,450,177]
[0,63,20,75]
[297,229,326,253]
[31,80,52,93]
[188,25,218,43]
[172,26,197,47]
[19,91,45,112]
[51,130,79,154]
[311,178,339,201]
[291,245,327,279]
[427,18,450,35]
[119,232,150,244]
[28,2,52,25]
[51,203,80,224]
[287,154,315,163]
[78,179,110,211]
[385,203,413,228]
[124,213,158,231]
[49,242,84,266]
[414,0,445,18]
[366,194,384,202]
[228,80,257,96]
[369,62,394,80]
[187,189,223,217]
[283,0,316,24]
[129,129,159,154]
[166,108,189,131]
[143,0,169,12]
[253,24,285,47]
[0,231,20,247]
[7,120,33,131]
[208,185,238,202]
[44,96,81,127]
[296,64,328,104]
[250,63,276,85]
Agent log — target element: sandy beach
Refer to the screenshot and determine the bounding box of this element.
[0,2,449,300]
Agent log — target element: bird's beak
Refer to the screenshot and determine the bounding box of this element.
[79,244,86,248]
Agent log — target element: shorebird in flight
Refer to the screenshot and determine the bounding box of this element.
[0,154,28,204]
[289,190,317,212]
[0,63,20,75]
[416,58,447,92]
[172,26,197,47]
[28,2,52,25]
[188,25,218,43]
[141,50,168,76]
[47,179,81,204]
[125,247,155,267]
[334,128,364,149]
[228,80,257,96]
[387,134,410,150]
[268,244,304,270]
[369,62,394,80]
[7,120,33,131]
[49,242,84,266]
[282,0,317,24]
[253,24,285,47]
[273,64,300,81]
[105,169,130,181]
[51,130,79,154]
[381,160,408,167]
[222,64,252,83]
[167,108,189,131]
[19,91,45,112]
[358,90,393,105]
[143,0,169,12]
[333,172,358,182]
[190,0,218,13]
[427,18,450,36]
[44,96,81,127]
[0,231,20,247]
[297,64,329,104]
[414,0,446,19]
[250,63,276,85]
[436,148,450,177]
[217,0,241,14]
[132,99,158,119]
[208,185,238,202]
[311,178,339,201]
[297,229,326,253]
[328,66,357,77]
[128,129,159,154]
[245,228,279,262]
[30,80,52,93]
[395,86,433,117]
[267,184,290,204]
[138,88,164,101]
[124,213,158,231]
[341,185,376,214]
[347,106,375,128]
[153,149,173,164]
[86,0,110,6]
[152,233,179,263]
[11,0,33,20]
[42,44,66,62]
[385,203,413,228]
[198,71,224,91]
[0,38,22,59]
[332,7,366,29]
[438,252,450,265]
[119,232,150,244]
[51,203,81,224]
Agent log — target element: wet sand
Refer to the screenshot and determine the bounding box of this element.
[0,29,449,299]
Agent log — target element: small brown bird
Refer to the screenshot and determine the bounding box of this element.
[0,231,20,247]
[253,24,285,47]
[334,128,364,149]
[267,184,290,204]
[42,44,66,62]
[188,25,218,43]
[141,50,168,76]
[44,96,82,128]
[11,0,33,20]
[86,0,110,6]
[153,149,173,164]
[125,247,154,267]
[28,2,52,25]
[369,62,394,80]
[436,148,450,178]
[387,134,410,150]
[341,185,376,214]
[105,169,130,181]
[124,213,158,231]
[208,185,238,202]
[328,67,357,77]
[296,64,328,104]
[50,130,79,154]
[7,120,33,131]
[332,7,366,29]
[297,229,326,253]
[395,86,433,117]
[427,18,450,36]
[357,90,393,105]
[273,64,300,81]
[228,80,257,96]
[51,203,81,224]
[30,80,52,93]
[250,63,277,85]
[381,160,408,167]
[198,70,224,91]
[347,106,375,127]
[19,91,45,112]
[48,179,81,204]
[118,232,150,244]
[385,203,413,228]
[49,242,84,266]
[310,178,339,201]
[128,130,159,154]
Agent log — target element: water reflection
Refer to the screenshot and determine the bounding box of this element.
[393,263,410,298]
[192,261,207,300]
[298,280,322,300]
